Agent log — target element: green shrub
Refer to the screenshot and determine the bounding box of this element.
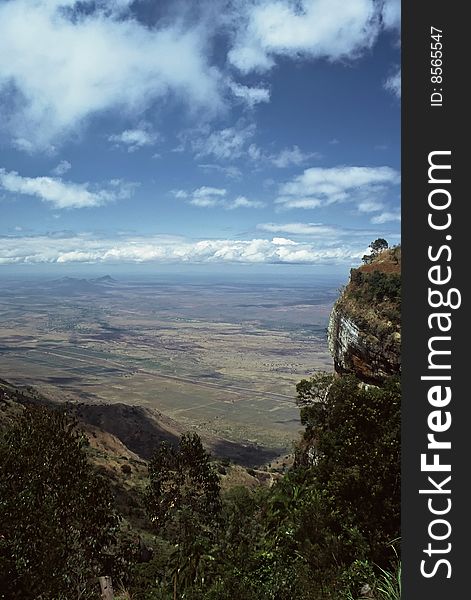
[0,406,121,599]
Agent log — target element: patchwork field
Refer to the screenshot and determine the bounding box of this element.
[0,273,340,454]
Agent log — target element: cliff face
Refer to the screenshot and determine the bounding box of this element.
[327,247,401,384]
[328,305,400,383]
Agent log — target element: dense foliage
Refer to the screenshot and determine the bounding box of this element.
[343,246,402,342]
[0,406,121,599]
[144,433,222,596]
[1,373,400,599]
[297,374,401,567]
[129,374,400,599]
[350,270,401,308]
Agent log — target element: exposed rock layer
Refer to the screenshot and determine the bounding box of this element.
[328,305,400,384]
[327,247,401,384]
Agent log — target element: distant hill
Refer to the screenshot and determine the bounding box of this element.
[89,275,118,285]
[49,275,118,293]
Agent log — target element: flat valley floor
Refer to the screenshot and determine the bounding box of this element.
[0,273,341,454]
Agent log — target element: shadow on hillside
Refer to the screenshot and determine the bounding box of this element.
[1,379,285,469]
[210,439,282,468]
[74,402,282,467]
[72,403,180,460]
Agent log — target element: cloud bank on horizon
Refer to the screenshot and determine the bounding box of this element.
[0,0,401,270]
[0,229,399,266]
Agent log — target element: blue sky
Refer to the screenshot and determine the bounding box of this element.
[0,0,400,275]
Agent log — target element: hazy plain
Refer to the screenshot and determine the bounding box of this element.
[0,272,340,453]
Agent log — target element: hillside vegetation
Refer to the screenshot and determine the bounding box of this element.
[0,250,401,599]
[347,245,401,335]
[328,245,401,384]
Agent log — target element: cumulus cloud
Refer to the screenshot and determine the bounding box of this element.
[228,81,271,107]
[256,222,388,241]
[172,189,189,200]
[228,0,398,74]
[0,232,368,266]
[191,123,256,160]
[0,1,401,150]
[257,222,338,236]
[246,144,262,161]
[0,168,136,209]
[0,0,223,149]
[358,199,385,213]
[270,145,321,168]
[384,67,401,98]
[271,237,297,245]
[190,125,317,171]
[382,0,401,30]
[174,186,263,209]
[275,197,322,210]
[190,186,227,207]
[227,195,264,209]
[108,125,160,152]
[276,165,400,210]
[51,160,72,176]
[370,210,401,224]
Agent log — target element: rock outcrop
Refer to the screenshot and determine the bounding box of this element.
[327,246,401,384]
[328,305,400,383]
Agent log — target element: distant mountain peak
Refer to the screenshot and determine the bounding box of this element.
[48,275,117,293]
[90,275,117,284]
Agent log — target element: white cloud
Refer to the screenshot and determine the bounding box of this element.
[198,164,243,179]
[358,199,385,213]
[51,160,72,176]
[384,67,401,98]
[276,165,400,209]
[247,144,263,161]
[0,232,368,266]
[257,221,399,244]
[228,0,397,74]
[190,186,227,207]
[192,126,318,171]
[0,1,401,150]
[12,136,58,155]
[382,0,401,30]
[108,126,160,152]
[190,198,220,208]
[172,189,189,200]
[192,123,256,160]
[228,81,271,107]
[370,210,401,224]
[182,124,321,172]
[0,168,136,209]
[275,196,322,210]
[227,195,264,209]
[270,145,320,168]
[271,237,297,246]
[0,0,223,149]
[174,186,263,209]
[193,186,227,198]
[258,222,337,236]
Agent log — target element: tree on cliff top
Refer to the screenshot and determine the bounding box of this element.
[370,238,389,254]
[363,238,389,264]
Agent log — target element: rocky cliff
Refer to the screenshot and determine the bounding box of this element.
[327,246,401,384]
